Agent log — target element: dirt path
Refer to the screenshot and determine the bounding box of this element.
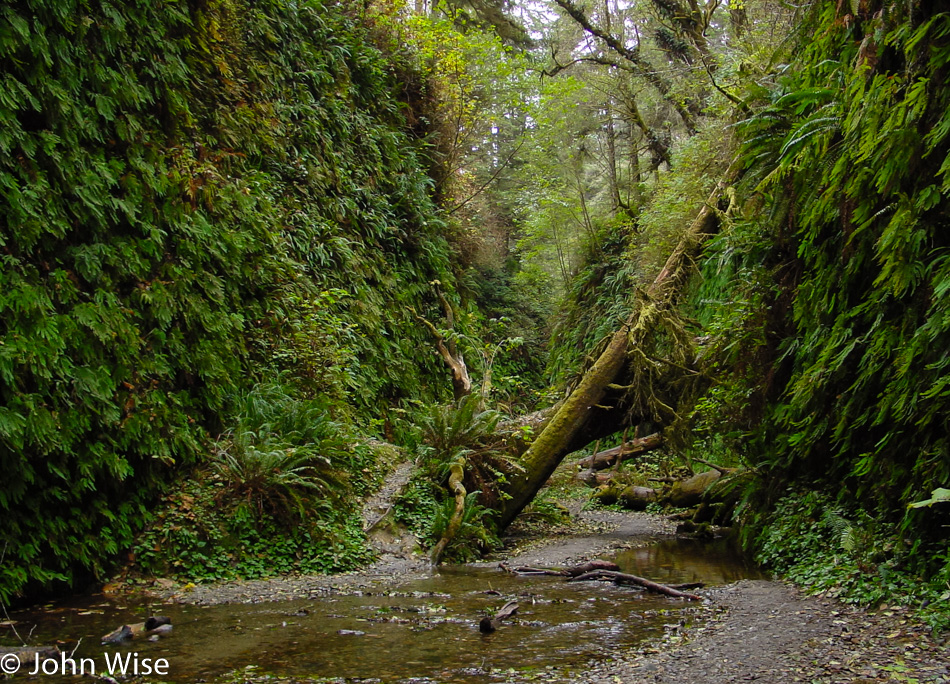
[565,578,949,684]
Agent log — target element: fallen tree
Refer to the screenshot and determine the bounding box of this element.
[500,559,621,576]
[497,171,738,530]
[568,570,703,600]
[573,432,663,471]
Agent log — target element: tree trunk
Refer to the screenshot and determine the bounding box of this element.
[573,432,663,471]
[497,171,736,530]
[429,461,466,565]
[568,570,703,600]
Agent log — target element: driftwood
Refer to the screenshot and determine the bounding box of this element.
[569,570,703,601]
[501,560,620,577]
[574,432,663,471]
[479,600,519,633]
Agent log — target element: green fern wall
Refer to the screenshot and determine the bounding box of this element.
[0,0,454,599]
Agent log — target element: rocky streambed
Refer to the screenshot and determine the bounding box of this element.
[2,509,947,683]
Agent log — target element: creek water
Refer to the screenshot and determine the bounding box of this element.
[3,537,761,683]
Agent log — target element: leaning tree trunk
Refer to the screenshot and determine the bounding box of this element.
[497,172,737,530]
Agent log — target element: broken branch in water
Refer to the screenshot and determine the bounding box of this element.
[568,570,703,600]
[479,600,519,633]
[499,560,620,577]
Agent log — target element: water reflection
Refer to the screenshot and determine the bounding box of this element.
[612,536,764,586]
[2,537,762,683]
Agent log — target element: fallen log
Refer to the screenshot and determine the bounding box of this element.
[568,570,703,601]
[479,600,519,633]
[503,566,565,576]
[564,560,622,577]
[577,470,617,487]
[668,469,721,507]
[501,560,620,577]
[669,582,705,590]
[573,433,663,471]
[619,485,657,510]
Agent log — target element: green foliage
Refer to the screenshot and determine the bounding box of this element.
[519,494,571,527]
[211,384,348,521]
[248,289,362,403]
[546,221,638,383]
[429,491,501,562]
[548,125,731,386]
[132,382,376,581]
[392,474,442,542]
[133,472,373,583]
[693,1,950,588]
[0,0,459,601]
[458,266,549,409]
[393,395,509,560]
[419,394,501,464]
[756,490,950,631]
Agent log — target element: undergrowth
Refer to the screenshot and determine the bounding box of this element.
[755,490,950,632]
[129,383,378,582]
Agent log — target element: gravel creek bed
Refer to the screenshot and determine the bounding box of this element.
[151,509,949,683]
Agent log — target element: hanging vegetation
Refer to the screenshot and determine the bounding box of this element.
[689,0,950,613]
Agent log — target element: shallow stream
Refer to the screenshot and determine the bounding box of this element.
[3,537,761,682]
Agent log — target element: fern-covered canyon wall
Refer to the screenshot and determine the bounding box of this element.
[0,0,465,600]
[2,0,949,630]
[697,1,950,611]
[538,0,950,621]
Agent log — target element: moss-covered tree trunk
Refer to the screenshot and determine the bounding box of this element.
[497,173,736,529]
[429,461,467,565]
